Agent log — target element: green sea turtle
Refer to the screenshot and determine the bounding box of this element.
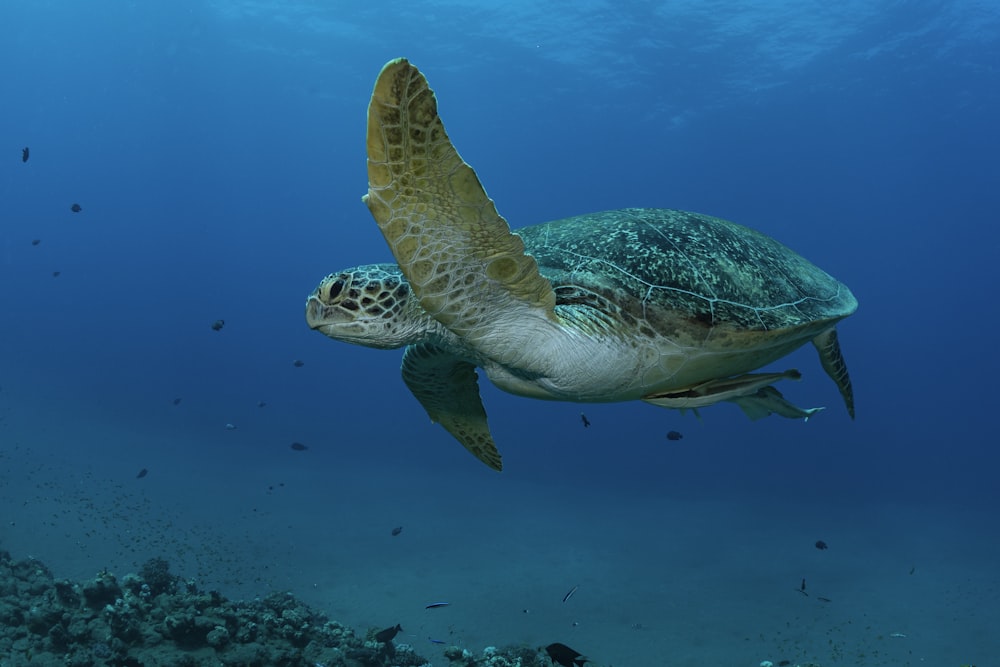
[306,58,857,471]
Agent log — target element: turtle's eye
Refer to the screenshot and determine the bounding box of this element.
[327,279,345,301]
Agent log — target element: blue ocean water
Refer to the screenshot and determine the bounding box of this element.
[1,1,998,664]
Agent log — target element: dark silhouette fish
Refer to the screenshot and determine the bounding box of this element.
[22,147,29,162]
[580,413,590,428]
[70,203,81,213]
[815,540,828,550]
[31,239,40,246]
[290,442,308,451]
[136,468,148,479]
[292,359,305,367]
[391,526,403,536]
[666,430,683,441]
[545,642,590,667]
[374,623,402,643]
[172,398,182,406]
[211,319,225,331]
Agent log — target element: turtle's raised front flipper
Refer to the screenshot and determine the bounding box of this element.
[365,59,557,353]
[813,327,854,419]
[401,343,503,471]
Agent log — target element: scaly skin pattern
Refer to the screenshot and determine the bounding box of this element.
[305,263,449,350]
[364,60,558,348]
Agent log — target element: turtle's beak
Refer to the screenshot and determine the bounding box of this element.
[305,290,376,345]
[305,292,344,333]
[304,293,325,331]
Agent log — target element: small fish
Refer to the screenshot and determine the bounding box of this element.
[172,397,182,406]
[22,147,29,162]
[815,540,828,550]
[52,271,61,277]
[225,423,237,430]
[70,203,82,213]
[374,623,402,643]
[798,578,808,596]
[31,239,40,246]
[292,359,305,367]
[428,637,446,644]
[211,319,225,331]
[136,468,148,479]
[545,642,590,667]
[425,602,449,609]
[580,413,590,428]
[666,430,683,441]
[562,584,579,603]
[257,400,267,408]
[817,596,832,602]
[290,442,308,451]
[391,526,403,536]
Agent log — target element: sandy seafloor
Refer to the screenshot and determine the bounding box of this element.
[1,385,996,667]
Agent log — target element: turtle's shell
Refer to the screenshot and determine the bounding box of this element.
[517,208,856,344]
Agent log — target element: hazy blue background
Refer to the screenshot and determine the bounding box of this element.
[1,1,998,665]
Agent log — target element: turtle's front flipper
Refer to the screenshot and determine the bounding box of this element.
[401,343,503,471]
[365,59,557,357]
[813,327,854,419]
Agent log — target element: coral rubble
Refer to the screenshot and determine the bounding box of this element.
[0,550,547,667]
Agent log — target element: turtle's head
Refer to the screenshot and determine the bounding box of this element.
[306,263,430,349]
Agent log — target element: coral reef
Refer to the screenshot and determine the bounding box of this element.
[0,550,549,667]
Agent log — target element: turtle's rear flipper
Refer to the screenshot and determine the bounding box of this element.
[813,327,854,419]
[401,343,503,471]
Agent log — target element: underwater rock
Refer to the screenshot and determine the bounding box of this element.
[82,570,122,609]
[0,549,435,666]
[0,549,559,667]
[139,556,177,596]
[441,644,547,666]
